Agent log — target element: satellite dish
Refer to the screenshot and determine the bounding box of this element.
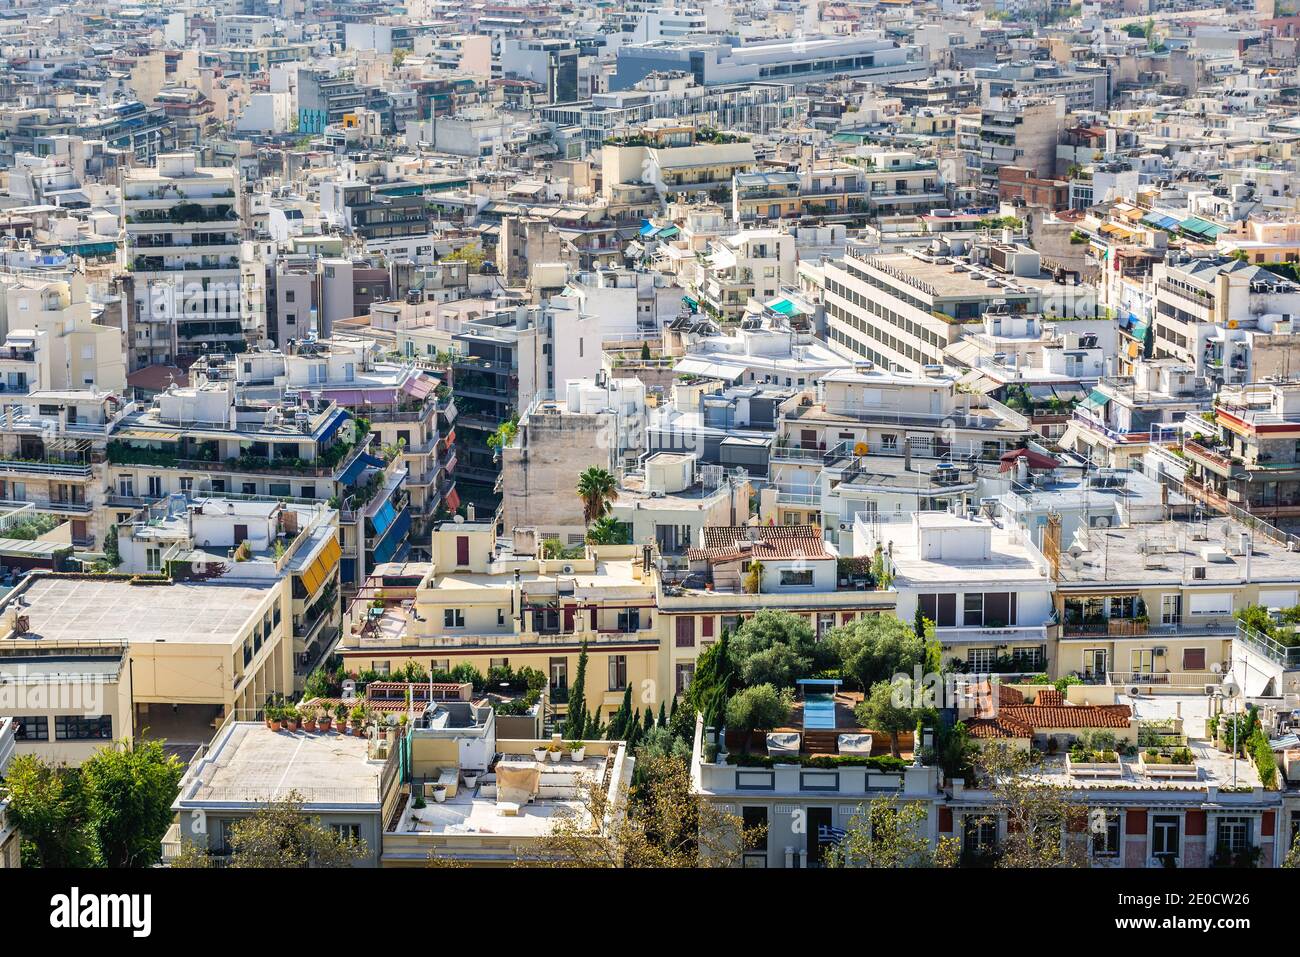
[1210,662,1222,674]
[1222,680,1241,699]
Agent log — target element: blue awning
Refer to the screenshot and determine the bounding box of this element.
[339,451,383,485]
[371,508,411,564]
[370,500,397,538]
[317,409,348,444]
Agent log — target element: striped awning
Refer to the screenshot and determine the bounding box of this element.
[299,536,341,595]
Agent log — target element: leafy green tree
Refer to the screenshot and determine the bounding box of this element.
[563,642,592,740]
[443,242,486,269]
[3,754,95,867]
[855,681,923,758]
[925,720,977,780]
[966,742,1088,868]
[81,739,185,867]
[174,793,366,868]
[829,614,932,692]
[576,467,618,524]
[729,611,826,688]
[724,684,791,753]
[827,793,958,868]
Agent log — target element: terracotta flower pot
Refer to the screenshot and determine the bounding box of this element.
[271,719,284,732]
[287,718,300,732]
[304,717,317,732]
[318,717,332,732]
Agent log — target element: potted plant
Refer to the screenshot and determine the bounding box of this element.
[285,708,301,733]
[412,793,426,810]
[431,784,447,804]
[567,741,586,762]
[532,744,548,762]
[462,770,479,789]
[303,709,318,733]
[546,742,563,763]
[350,705,366,736]
[335,703,349,733]
[268,707,284,732]
[318,709,332,732]
[265,707,277,731]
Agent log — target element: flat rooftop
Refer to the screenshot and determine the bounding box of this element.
[395,753,610,837]
[1055,515,1300,586]
[177,722,383,807]
[6,577,274,645]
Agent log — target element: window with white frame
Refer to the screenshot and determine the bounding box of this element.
[443,608,465,628]
[967,647,996,671]
[1215,817,1252,857]
[1091,810,1121,858]
[1151,814,1180,861]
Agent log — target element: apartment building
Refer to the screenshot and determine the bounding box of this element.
[856,510,1056,675]
[823,239,1096,376]
[0,272,126,394]
[122,153,246,367]
[767,365,1031,532]
[1051,511,1300,698]
[696,229,797,320]
[1060,359,1211,469]
[1182,380,1300,521]
[957,97,1067,204]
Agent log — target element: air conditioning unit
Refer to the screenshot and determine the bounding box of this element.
[839,522,851,531]
[1129,686,1142,697]
[1203,683,1220,696]
[1153,646,1167,657]
[648,489,665,498]
[561,564,574,574]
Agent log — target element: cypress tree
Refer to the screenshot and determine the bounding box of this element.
[657,701,667,728]
[607,685,632,740]
[563,642,590,740]
[642,706,653,736]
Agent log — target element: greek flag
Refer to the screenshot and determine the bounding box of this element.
[819,824,846,846]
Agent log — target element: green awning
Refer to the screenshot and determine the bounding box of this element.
[1180,217,1227,239]
[1079,389,1108,410]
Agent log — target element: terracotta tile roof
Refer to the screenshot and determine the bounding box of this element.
[966,694,1131,739]
[690,524,831,562]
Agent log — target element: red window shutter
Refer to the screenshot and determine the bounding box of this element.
[1262,811,1276,837]
[455,535,469,566]
[702,616,714,638]
[1183,648,1206,671]
[939,807,953,833]
[1184,810,1206,836]
[563,604,575,632]
[1125,809,1147,834]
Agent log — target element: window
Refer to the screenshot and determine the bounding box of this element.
[1183,648,1206,671]
[1152,814,1180,862]
[489,657,509,671]
[1215,817,1251,858]
[549,656,568,689]
[13,716,48,741]
[375,661,391,676]
[608,654,628,691]
[147,475,163,497]
[780,569,814,587]
[742,806,769,864]
[146,547,161,572]
[675,616,696,648]
[497,608,506,626]
[55,714,113,740]
[967,648,995,671]
[617,609,642,633]
[1130,649,1154,676]
[330,823,360,842]
[918,593,956,627]
[963,815,998,860]
[1012,647,1044,671]
[443,609,464,628]
[963,593,983,627]
[1091,810,1121,858]
[675,662,695,695]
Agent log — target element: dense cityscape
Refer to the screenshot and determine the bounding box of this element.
[0,0,1296,911]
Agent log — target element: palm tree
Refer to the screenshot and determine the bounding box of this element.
[577,467,618,524]
[586,515,628,545]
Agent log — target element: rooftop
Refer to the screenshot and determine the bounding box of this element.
[2,576,274,646]
[176,722,386,808]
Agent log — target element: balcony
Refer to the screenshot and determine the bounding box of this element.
[0,458,93,478]
[1183,440,1244,478]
